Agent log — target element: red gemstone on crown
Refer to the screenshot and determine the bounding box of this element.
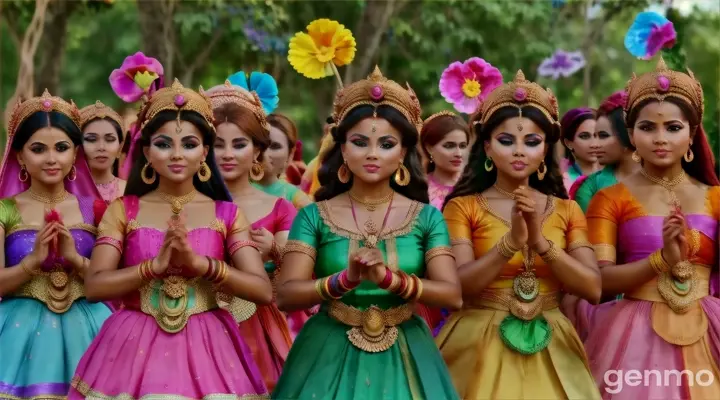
[657,76,670,92]
[514,88,527,101]
[42,100,52,110]
[370,85,384,101]
[174,94,186,106]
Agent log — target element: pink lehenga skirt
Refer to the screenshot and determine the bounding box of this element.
[69,309,268,399]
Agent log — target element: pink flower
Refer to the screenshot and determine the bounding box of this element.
[439,57,503,114]
[109,52,164,103]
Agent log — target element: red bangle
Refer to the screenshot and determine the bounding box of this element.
[378,267,393,289]
[338,270,360,291]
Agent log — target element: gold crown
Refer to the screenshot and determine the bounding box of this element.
[625,57,704,119]
[208,81,270,131]
[138,79,215,130]
[332,66,423,132]
[478,70,559,126]
[79,100,124,132]
[423,110,457,126]
[7,89,81,136]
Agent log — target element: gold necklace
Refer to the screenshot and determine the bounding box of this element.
[348,190,393,212]
[158,190,197,215]
[640,168,686,189]
[28,187,69,207]
[493,184,516,200]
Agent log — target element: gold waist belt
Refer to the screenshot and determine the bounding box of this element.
[140,276,223,333]
[626,265,710,314]
[328,301,413,353]
[15,269,83,314]
[467,288,560,321]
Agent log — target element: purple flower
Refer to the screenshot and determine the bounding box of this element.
[625,11,676,60]
[109,52,164,103]
[439,57,503,114]
[537,50,586,80]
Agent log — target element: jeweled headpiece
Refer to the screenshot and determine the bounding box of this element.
[138,78,215,130]
[478,70,559,127]
[624,57,704,120]
[423,110,457,126]
[79,100,124,131]
[207,81,270,131]
[331,66,423,132]
[7,89,81,136]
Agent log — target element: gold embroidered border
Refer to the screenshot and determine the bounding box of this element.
[425,246,455,264]
[567,240,593,252]
[283,240,317,262]
[451,238,472,247]
[476,194,556,229]
[316,199,422,241]
[0,393,67,400]
[71,377,269,400]
[209,218,226,234]
[594,244,616,263]
[8,222,97,236]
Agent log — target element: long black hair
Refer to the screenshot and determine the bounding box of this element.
[14,111,82,150]
[81,117,124,176]
[315,105,429,203]
[124,110,231,201]
[444,105,568,209]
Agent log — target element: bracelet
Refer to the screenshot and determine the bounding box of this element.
[497,234,520,258]
[377,267,394,289]
[95,237,123,254]
[228,240,260,256]
[649,250,669,274]
[539,240,561,263]
[269,241,282,265]
[337,270,360,292]
[215,261,230,286]
[138,259,157,282]
[314,278,330,300]
[19,258,38,276]
[411,275,423,302]
[324,275,342,299]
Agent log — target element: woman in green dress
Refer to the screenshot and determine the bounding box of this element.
[273,67,462,400]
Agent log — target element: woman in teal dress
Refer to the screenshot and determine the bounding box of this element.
[273,67,462,399]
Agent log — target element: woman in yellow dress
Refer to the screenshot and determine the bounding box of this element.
[436,71,602,399]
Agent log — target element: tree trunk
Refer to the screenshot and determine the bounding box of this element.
[343,0,398,83]
[137,0,176,82]
[35,0,78,95]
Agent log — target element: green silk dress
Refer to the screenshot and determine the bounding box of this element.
[253,180,313,209]
[272,200,459,400]
[574,166,618,212]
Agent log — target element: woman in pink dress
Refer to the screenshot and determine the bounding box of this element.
[69,80,271,398]
[207,81,297,391]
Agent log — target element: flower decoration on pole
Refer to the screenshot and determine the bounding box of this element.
[227,71,280,114]
[624,11,676,60]
[537,50,586,80]
[439,57,503,114]
[109,52,164,102]
[287,18,356,87]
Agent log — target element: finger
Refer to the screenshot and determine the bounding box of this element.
[517,205,535,214]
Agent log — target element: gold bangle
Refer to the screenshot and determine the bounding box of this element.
[387,272,401,292]
[215,261,230,285]
[401,273,416,300]
[540,240,561,263]
[411,275,423,302]
[20,258,37,276]
[315,278,328,300]
[497,234,520,259]
[649,250,669,274]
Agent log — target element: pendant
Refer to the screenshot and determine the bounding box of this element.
[364,218,378,235]
[513,270,539,302]
[365,234,378,248]
[171,199,183,215]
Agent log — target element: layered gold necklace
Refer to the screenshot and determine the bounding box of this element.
[158,190,197,216]
[640,169,686,207]
[349,190,394,248]
[348,189,393,212]
[28,187,69,207]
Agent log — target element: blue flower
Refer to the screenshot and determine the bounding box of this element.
[625,11,676,60]
[227,71,279,114]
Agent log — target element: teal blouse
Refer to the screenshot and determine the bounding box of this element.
[574,166,618,212]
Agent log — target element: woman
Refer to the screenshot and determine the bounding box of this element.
[69,80,271,398]
[254,113,312,208]
[0,90,112,399]
[572,91,639,210]
[436,71,602,399]
[584,58,720,398]
[416,110,469,332]
[80,100,127,203]
[273,67,462,399]
[560,107,599,191]
[208,81,296,391]
[301,126,334,197]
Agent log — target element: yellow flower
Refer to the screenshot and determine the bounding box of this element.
[462,79,481,98]
[133,71,159,91]
[288,19,356,79]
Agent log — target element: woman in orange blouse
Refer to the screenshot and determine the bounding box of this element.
[435,71,601,399]
[584,59,720,399]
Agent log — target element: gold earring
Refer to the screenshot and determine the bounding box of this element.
[66,165,77,181]
[394,161,411,186]
[18,165,28,182]
[537,160,547,181]
[484,157,494,171]
[197,161,211,182]
[684,148,694,162]
[338,161,351,184]
[250,160,264,181]
[141,162,156,184]
[632,151,641,163]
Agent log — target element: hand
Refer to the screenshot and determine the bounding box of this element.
[250,228,274,262]
[661,213,686,267]
[167,224,202,274]
[151,232,177,277]
[355,248,386,284]
[514,187,542,248]
[27,222,57,268]
[509,193,528,249]
[56,224,81,267]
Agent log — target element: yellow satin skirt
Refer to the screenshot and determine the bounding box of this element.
[436,307,601,400]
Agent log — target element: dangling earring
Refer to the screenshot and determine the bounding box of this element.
[429,154,434,165]
[537,160,547,181]
[197,161,211,182]
[66,165,77,181]
[250,160,264,181]
[684,148,694,162]
[394,161,411,186]
[18,165,29,182]
[338,161,351,184]
[141,162,156,184]
[484,157,494,171]
[632,151,641,163]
